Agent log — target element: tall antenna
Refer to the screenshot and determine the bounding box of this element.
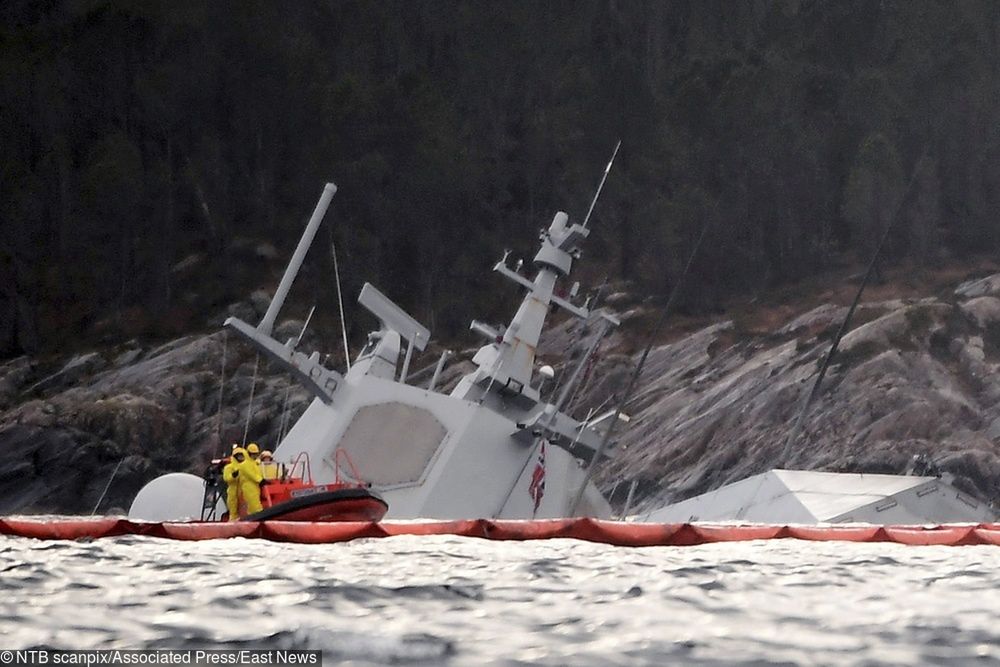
[331,240,351,372]
[258,183,336,336]
[582,140,622,229]
[295,305,316,348]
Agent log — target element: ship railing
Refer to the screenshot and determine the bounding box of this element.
[286,452,314,485]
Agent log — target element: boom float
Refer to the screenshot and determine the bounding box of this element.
[4,518,1000,547]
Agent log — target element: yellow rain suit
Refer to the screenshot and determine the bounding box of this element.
[222,448,246,521]
[238,448,264,515]
[259,451,281,480]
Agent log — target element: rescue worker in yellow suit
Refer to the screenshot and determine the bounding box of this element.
[239,443,265,515]
[223,447,247,521]
[259,450,281,481]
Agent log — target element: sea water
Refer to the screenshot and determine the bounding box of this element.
[2,533,998,666]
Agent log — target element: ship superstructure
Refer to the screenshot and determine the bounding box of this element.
[132,182,620,520]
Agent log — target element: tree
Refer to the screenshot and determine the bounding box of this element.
[906,154,942,267]
[842,133,905,261]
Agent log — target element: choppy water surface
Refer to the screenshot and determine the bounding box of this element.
[2,533,999,666]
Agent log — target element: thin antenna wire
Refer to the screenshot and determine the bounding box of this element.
[496,408,596,519]
[216,332,228,455]
[275,306,315,444]
[570,218,713,515]
[91,457,125,516]
[242,352,260,446]
[492,319,612,517]
[582,140,622,229]
[331,240,351,372]
[278,381,293,441]
[479,359,504,403]
[732,152,927,519]
[777,153,924,466]
[296,305,316,347]
[549,281,610,408]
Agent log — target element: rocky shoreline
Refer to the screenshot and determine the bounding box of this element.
[2,274,1000,516]
[581,273,1000,513]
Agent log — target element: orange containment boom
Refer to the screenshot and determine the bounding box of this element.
[2,518,1000,546]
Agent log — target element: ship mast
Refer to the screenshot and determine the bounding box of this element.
[454,142,622,406]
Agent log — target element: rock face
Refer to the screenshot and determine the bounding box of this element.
[0,326,313,515]
[576,275,1000,514]
[2,273,1000,517]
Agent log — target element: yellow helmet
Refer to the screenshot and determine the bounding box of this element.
[246,443,260,455]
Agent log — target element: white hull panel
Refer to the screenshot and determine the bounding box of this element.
[642,469,996,525]
[275,374,610,520]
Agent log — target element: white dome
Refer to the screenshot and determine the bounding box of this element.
[128,472,218,522]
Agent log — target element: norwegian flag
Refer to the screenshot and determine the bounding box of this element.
[528,441,546,514]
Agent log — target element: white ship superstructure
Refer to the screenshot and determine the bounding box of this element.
[132,182,620,520]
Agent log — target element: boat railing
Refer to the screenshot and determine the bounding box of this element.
[287,452,314,485]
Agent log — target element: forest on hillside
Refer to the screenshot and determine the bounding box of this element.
[3,0,1000,358]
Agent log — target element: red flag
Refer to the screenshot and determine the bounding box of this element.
[529,441,546,514]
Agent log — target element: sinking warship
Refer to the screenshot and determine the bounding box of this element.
[130,178,622,521]
[129,164,995,526]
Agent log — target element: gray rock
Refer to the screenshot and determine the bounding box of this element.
[5,269,1000,517]
[960,296,1000,328]
[0,355,32,383]
[986,416,1000,441]
[582,290,1000,512]
[619,307,649,322]
[955,273,1000,299]
[777,303,845,336]
[958,336,986,369]
[171,253,205,275]
[28,352,107,395]
[0,355,34,409]
[113,348,143,367]
[255,242,279,260]
[273,318,321,352]
[0,329,315,514]
[250,290,272,318]
[603,291,633,306]
[222,301,256,324]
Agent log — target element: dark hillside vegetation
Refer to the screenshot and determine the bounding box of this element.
[2,1,1000,358]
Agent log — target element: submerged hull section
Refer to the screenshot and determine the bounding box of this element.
[642,469,997,525]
